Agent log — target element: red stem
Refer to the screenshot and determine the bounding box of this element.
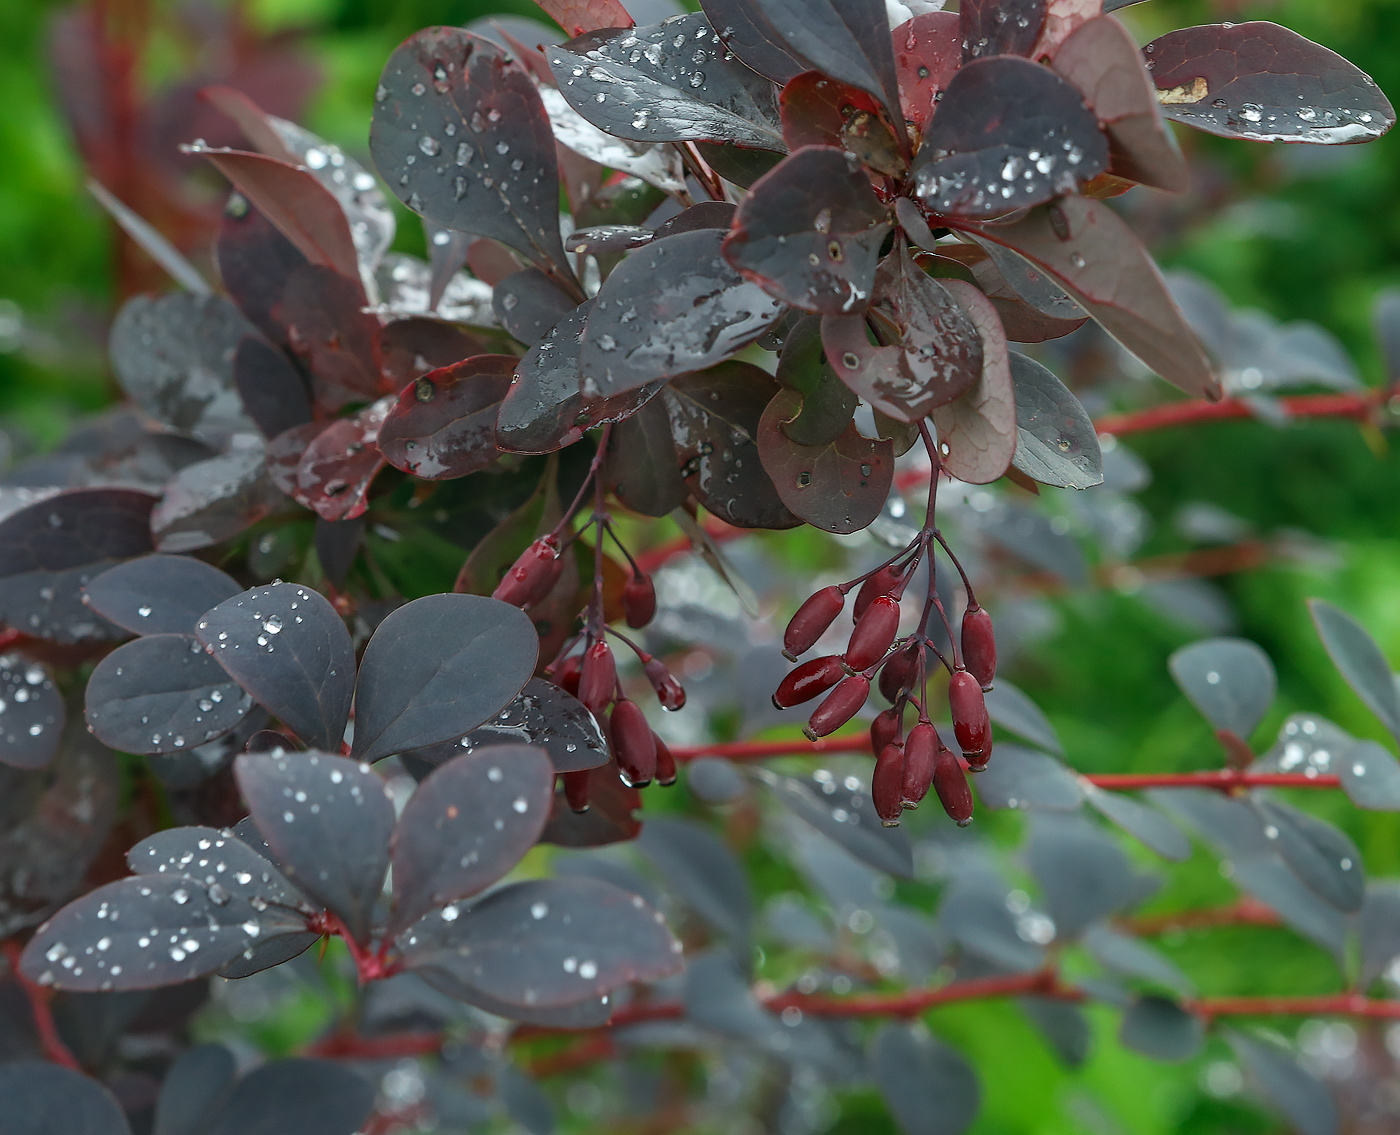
[0,628,25,653]
[1096,391,1379,437]
[2,942,82,1070]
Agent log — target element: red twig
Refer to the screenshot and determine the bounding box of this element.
[1095,391,1379,437]
[307,1030,445,1060]
[0,629,25,653]
[1124,898,1282,936]
[2,941,82,1070]
[1193,995,1400,1021]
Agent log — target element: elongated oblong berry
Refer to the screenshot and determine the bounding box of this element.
[654,733,677,786]
[555,653,582,697]
[563,769,591,813]
[901,722,939,808]
[609,698,657,787]
[853,563,905,622]
[961,604,997,690]
[784,585,845,660]
[872,743,906,826]
[878,641,919,703]
[933,745,974,826]
[870,706,902,754]
[845,595,901,672]
[623,573,657,628]
[577,640,617,715]
[804,674,870,740]
[948,669,991,758]
[644,657,686,711]
[773,654,844,709]
[492,536,560,608]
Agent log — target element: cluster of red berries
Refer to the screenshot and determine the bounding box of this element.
[774,555,997,828]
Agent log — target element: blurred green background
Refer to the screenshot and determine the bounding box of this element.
[5,1,1400,1132]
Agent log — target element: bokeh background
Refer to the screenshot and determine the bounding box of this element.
[5,0,1400,1132]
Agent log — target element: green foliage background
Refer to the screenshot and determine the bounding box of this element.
[5,1,1400,1132]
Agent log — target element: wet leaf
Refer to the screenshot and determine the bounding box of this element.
[580,229,787,399]
[893,14,961,136]
[277,264,384,412]
[1168,637,1275,737]
[778,71,885,154]
[540,760,643,847]
[126,826,308,914]
[205,1059,375,1135]
[537,86,688,197]
[85,634,255,755]
[870,1024,980,1135]
[604,397,687,517]
[370,29,572,276]
[773,315,858,446]
[152,437,285,554]
[379,356,515,479]
[966,197,1219,399]
[423,682,609,779]
[723,146,890,315]
[195,583,355,752]
[235,750,394,942]
[757,387,893,534]
[494,268,579,346]
[755,768,915,877]
[977,744,1084,811]
[967,236,1086,321]
[1083,784,1191,861]
[216,196,310,349]
[1226,1030,1339,1135]
[1027,812,1144,939]
[536,0,632,38]
[698,0,805,85]
[83,555,241,637]
[1007,352,1101,489]
[1358,882,1400,987]
[929,279,1016,484]
[938,873,1045,970]
[497,304,592,453]
[1119,995,1203,1062]
[351,593,538,763]
[638,815,753,941]
[0,654,64,771]
[287,397,394,522]
[564,224,654,257]
[960,0,1046,62]
[1147,22,1394,145]
[547,14,785,150]
[398,876,682,1010]
[233,335,312,439]
[0,1061,131,1135]
[154,1044,236,1135]
[1308,598,1400,738]
[1253,797,1365,913]
[1052,16,1188,192]
[915,56,1106,220]
[1082,924,1193,994]
[1339,740,1400,811]
[389,743,554,934]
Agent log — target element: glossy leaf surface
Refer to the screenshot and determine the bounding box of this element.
[960,0,1046,61]
[604,397,688,517]
[894,13,961,134]
[450,677,610,774]
[1007,352,1101,488]
[233,334,313,440]
[152,1044,236,1135]
[494,268,579,346]
[1168,637,1275,737]
[286,397,393,522]
[929,279,1017,484]
[379,356,515,479]
[0,654,64,771]
[83,554,241,637]
[698,0,805,85]
[127,825,307,912]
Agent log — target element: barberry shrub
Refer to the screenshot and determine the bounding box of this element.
[2,0,1398,1132]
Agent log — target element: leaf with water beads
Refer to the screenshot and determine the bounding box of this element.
[195,583,356,753]
[151,438,286,555]
[216,194,310,350]
[389,743,554,935]
[493,268,579,347]
[754,767,915,878]
[1168,637,1276,737]
[540,759,643,848]
[19,871,303,992]
[0,1061,131,1135]
[929,279,1017,484]
[960,0,1046,62]
[0,654,64,770]
[537,86,688,198]
[378,356,515,480]
[288,397,394,522]
[235,751,394,943]
[369,29,572,278]
[1340,740,1400,811]
[83,554,241,637]
[1308,598,1400,740]
[1252,797,1365,913]
[1147,22,1394,146]
[697,0,805,85]
[893,12,961,135]
[205,1059,376,1135]
[870,1024,981,1135]
[1007,351,1102,489]
[398,876,682,1012]
[125,825,309,913]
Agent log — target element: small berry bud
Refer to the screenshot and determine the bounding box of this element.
[845,595,901,672]
[872,743,906,826]
[933,744,974,826]
[577,640,617,716]
[609,699,657,787]
[901,722,939,808]
[644,657,687,711]
[492,536,560,607]
[555,654,582,697]
[772,654,844,709]
[563,769,591,813]
[961,604,997,690]
[623,573,657,628]
[784,585,845,659]
[654,732,677,786]
[870,706,902,754]
[948,669,991,759]
[853,562,905,622]
[878,641,919,703]
[804,674,870,740]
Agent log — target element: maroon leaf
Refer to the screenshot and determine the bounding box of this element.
[234,335,313,440]
[1032,0,1104,62]
[1145,21,1395,144]
[893,13,961,135]
[757,388,893,534]
[377,317,499,391]
[699,0,806,85]
[215,196,309,349]
[821,245,983,422]
[1052,16,1188,192]
[723,146,891,315]
[541,761,642,846]
[929,280,1017,484]
[291,398,394,522]
[963,196,1219,399]
[267,421,326,500]
[778,72,903,175]
[565,225,653,257]
[914,56,1108,219]
[603,398,687,518]
[961,0,1047,62]
[277,264,386,413]
[378,356,516,479]
[964,242,1088,342]
[652,201,738,241]
[773,314,858,446]
[534,0,633,38]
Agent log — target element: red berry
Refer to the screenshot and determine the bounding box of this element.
[492,536,560,607]
[623,573,657,628]
[609,699,657,787]
[872,743,906,826]
[654,732,677,786]
[563,769,591,813]
[772,654,844,709]
[870,706,902,754]
[901,722,939,808]
[853,563,905,622]
[555,654,582,697]
[644,657,687,711]
[961,604,997,690]
[845,595,901,672]
[804,674,870,740]
[933,744,974,826]
[948,669,991,759]
[878,642,919,703]
[784,585,845,660]
[577,640,617,715]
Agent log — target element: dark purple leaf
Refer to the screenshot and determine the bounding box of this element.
[205,1059,375,1135]
[233,335,312,439]
[538,85,689,198]
[314,517,364,590]
[966,236,1085,321]
[773,314,857,447]
[493,268,579,346]
[756,768,914,877]
[389,743,554,934]
[1027,813,1145,939]
[723,146,890,315]
[1007,352,1101,489]
[1082,924,1193,993]
[914,57,1107,219]
[496,303,592,454]
[778,71,887,155]
[276,264,384,413]
[235,750,394,941]
[19,872,303,992]
[687,755,747,803]
[0,1061,131,1135]
[1253,798,1365,913]
[960,0,1046,62]
[639,816,753,941]
[871,1024,980,1135]
[822,246,983,422]
[108,293,258,446]
[663,361,801,530]
[370,29,572,277]
[215,196,309,349]
[1308,599,1400,739]
[965,197,1219,399]
[604,397,687,517]
[289,397,394,522]
[540,760,643,847]
[547,14,785,150]
[398,876,682,1009]
[195,583,355,752]
[757,388,893,534]
[1052,15,1188,192]
[126,825,310,913]
[894,13,961,134]
[1168,637,1275,737]
[0,654,64,771]
[151,439,285,554]
[378,316,500,390]
[85,634,255,755]
[426,222,475,311]
[1226,1031,1339,1135]
[1083,784,1191,861]
[975,744,1085,811]
[379,357,514,479]
[217,929,322,979]
[145,707,268,791]
[565,225,653,256]
[1146,21,1394,145]
[154,1044,236,1135]
[351,593,538,763]
[83,554,241,637]
[984,678,1064,755]
[580,229,787,399]
[698,0,806,85]
[653,201,739,241]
